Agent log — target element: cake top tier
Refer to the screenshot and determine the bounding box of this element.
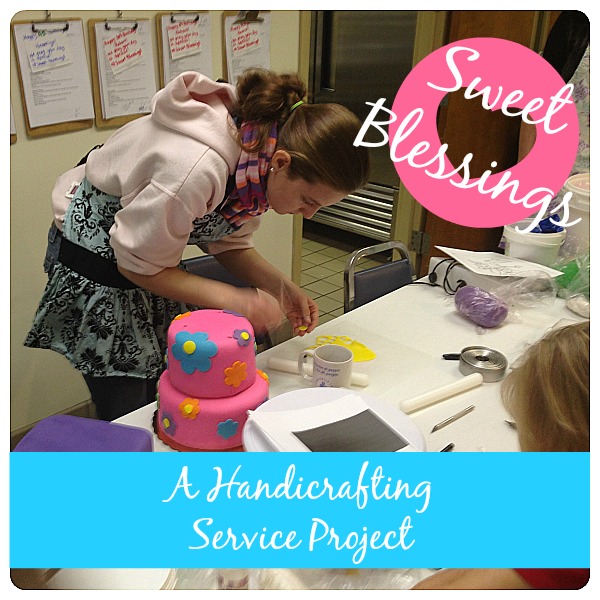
[166,309,257,398]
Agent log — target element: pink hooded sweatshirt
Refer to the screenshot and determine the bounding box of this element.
[52,72,259,275]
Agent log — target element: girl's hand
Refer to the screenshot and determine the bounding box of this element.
[205,248,319,336]
[235,288,284,334]
[277,280,319,336]
[117,261,288,334]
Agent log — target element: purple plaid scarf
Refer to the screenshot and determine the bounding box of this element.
[219,121,277,228]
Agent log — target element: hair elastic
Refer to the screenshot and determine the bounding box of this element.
[290,100,304,112]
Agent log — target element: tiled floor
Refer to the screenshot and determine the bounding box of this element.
[300,222,386,325]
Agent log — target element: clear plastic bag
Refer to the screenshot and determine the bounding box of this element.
[555,253,590,317]
[492,272,558,310]
[256,568,438,589]
[167,568,438,590]
[454,272,558,330]
[454,286,509,328]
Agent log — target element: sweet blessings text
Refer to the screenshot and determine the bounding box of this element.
[162,462,431,564]
[354,44,579,232]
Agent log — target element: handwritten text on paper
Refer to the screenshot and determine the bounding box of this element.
[103,27,144,76]
[230,22,262,56]
[23,30,72,73]
[167,19,204,60]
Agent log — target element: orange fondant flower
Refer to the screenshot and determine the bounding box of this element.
[174,311,191,320]
[179,397,200,419]
[224,361,247,388]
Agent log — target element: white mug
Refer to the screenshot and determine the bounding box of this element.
[298,344,354,388]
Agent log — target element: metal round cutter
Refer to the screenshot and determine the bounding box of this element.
[459,346,508,382]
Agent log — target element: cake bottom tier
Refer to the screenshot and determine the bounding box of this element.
[156,370,269,450]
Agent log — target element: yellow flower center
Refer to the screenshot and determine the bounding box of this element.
[182,340,196,354]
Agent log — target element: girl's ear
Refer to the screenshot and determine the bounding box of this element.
[270,150,292,171]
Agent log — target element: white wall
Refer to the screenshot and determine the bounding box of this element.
[10,9,300,433]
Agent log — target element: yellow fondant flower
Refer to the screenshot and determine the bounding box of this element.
[257,369,269,382]
[179,397,200,419]
[224,361,248,388]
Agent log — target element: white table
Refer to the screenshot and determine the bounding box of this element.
[108,282,584,590]
[118,282,582,454]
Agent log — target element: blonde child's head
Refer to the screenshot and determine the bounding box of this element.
[502,321,589,452]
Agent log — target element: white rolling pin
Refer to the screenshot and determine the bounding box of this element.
[399,373,484,414]
[266,357,369,387]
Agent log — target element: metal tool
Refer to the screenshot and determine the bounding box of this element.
[431,404,475,433]
[458,347,508,382]
[439,442,455,452]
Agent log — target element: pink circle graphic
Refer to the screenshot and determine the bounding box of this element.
[389,37,579,228]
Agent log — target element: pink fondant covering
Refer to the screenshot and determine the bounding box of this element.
[157,368,269,450]
[167,309,257,398]
[157,309,269,450]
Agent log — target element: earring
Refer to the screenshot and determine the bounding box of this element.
[269,167,274,172]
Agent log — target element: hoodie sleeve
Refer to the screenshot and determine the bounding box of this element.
[109,150,231,275]
[109,183,196,275]
[203,217,261,255]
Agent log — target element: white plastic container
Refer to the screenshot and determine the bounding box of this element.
[503,219,566,267]
[562,172,590,257]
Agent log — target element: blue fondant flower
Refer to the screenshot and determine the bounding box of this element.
[172,331,218,374]
[161,411,177,436]
[217,419,239,440]
[233,328,253,347]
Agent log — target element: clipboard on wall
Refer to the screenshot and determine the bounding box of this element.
[156,11,213,86]
[11,18,94,138]
[88,18,157,129]
[11,103,17,144]
[222,11,271,84]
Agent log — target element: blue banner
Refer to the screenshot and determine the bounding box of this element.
[10,452,589,569]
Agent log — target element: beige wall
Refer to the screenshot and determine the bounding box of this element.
[10,10,301,433]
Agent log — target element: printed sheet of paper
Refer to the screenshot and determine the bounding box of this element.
[436,246,564,277]
[246,393,412,452]
[224,12,271,84]
[160,13,213,83]
[13,21,94,128]
[94,20,157,120]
